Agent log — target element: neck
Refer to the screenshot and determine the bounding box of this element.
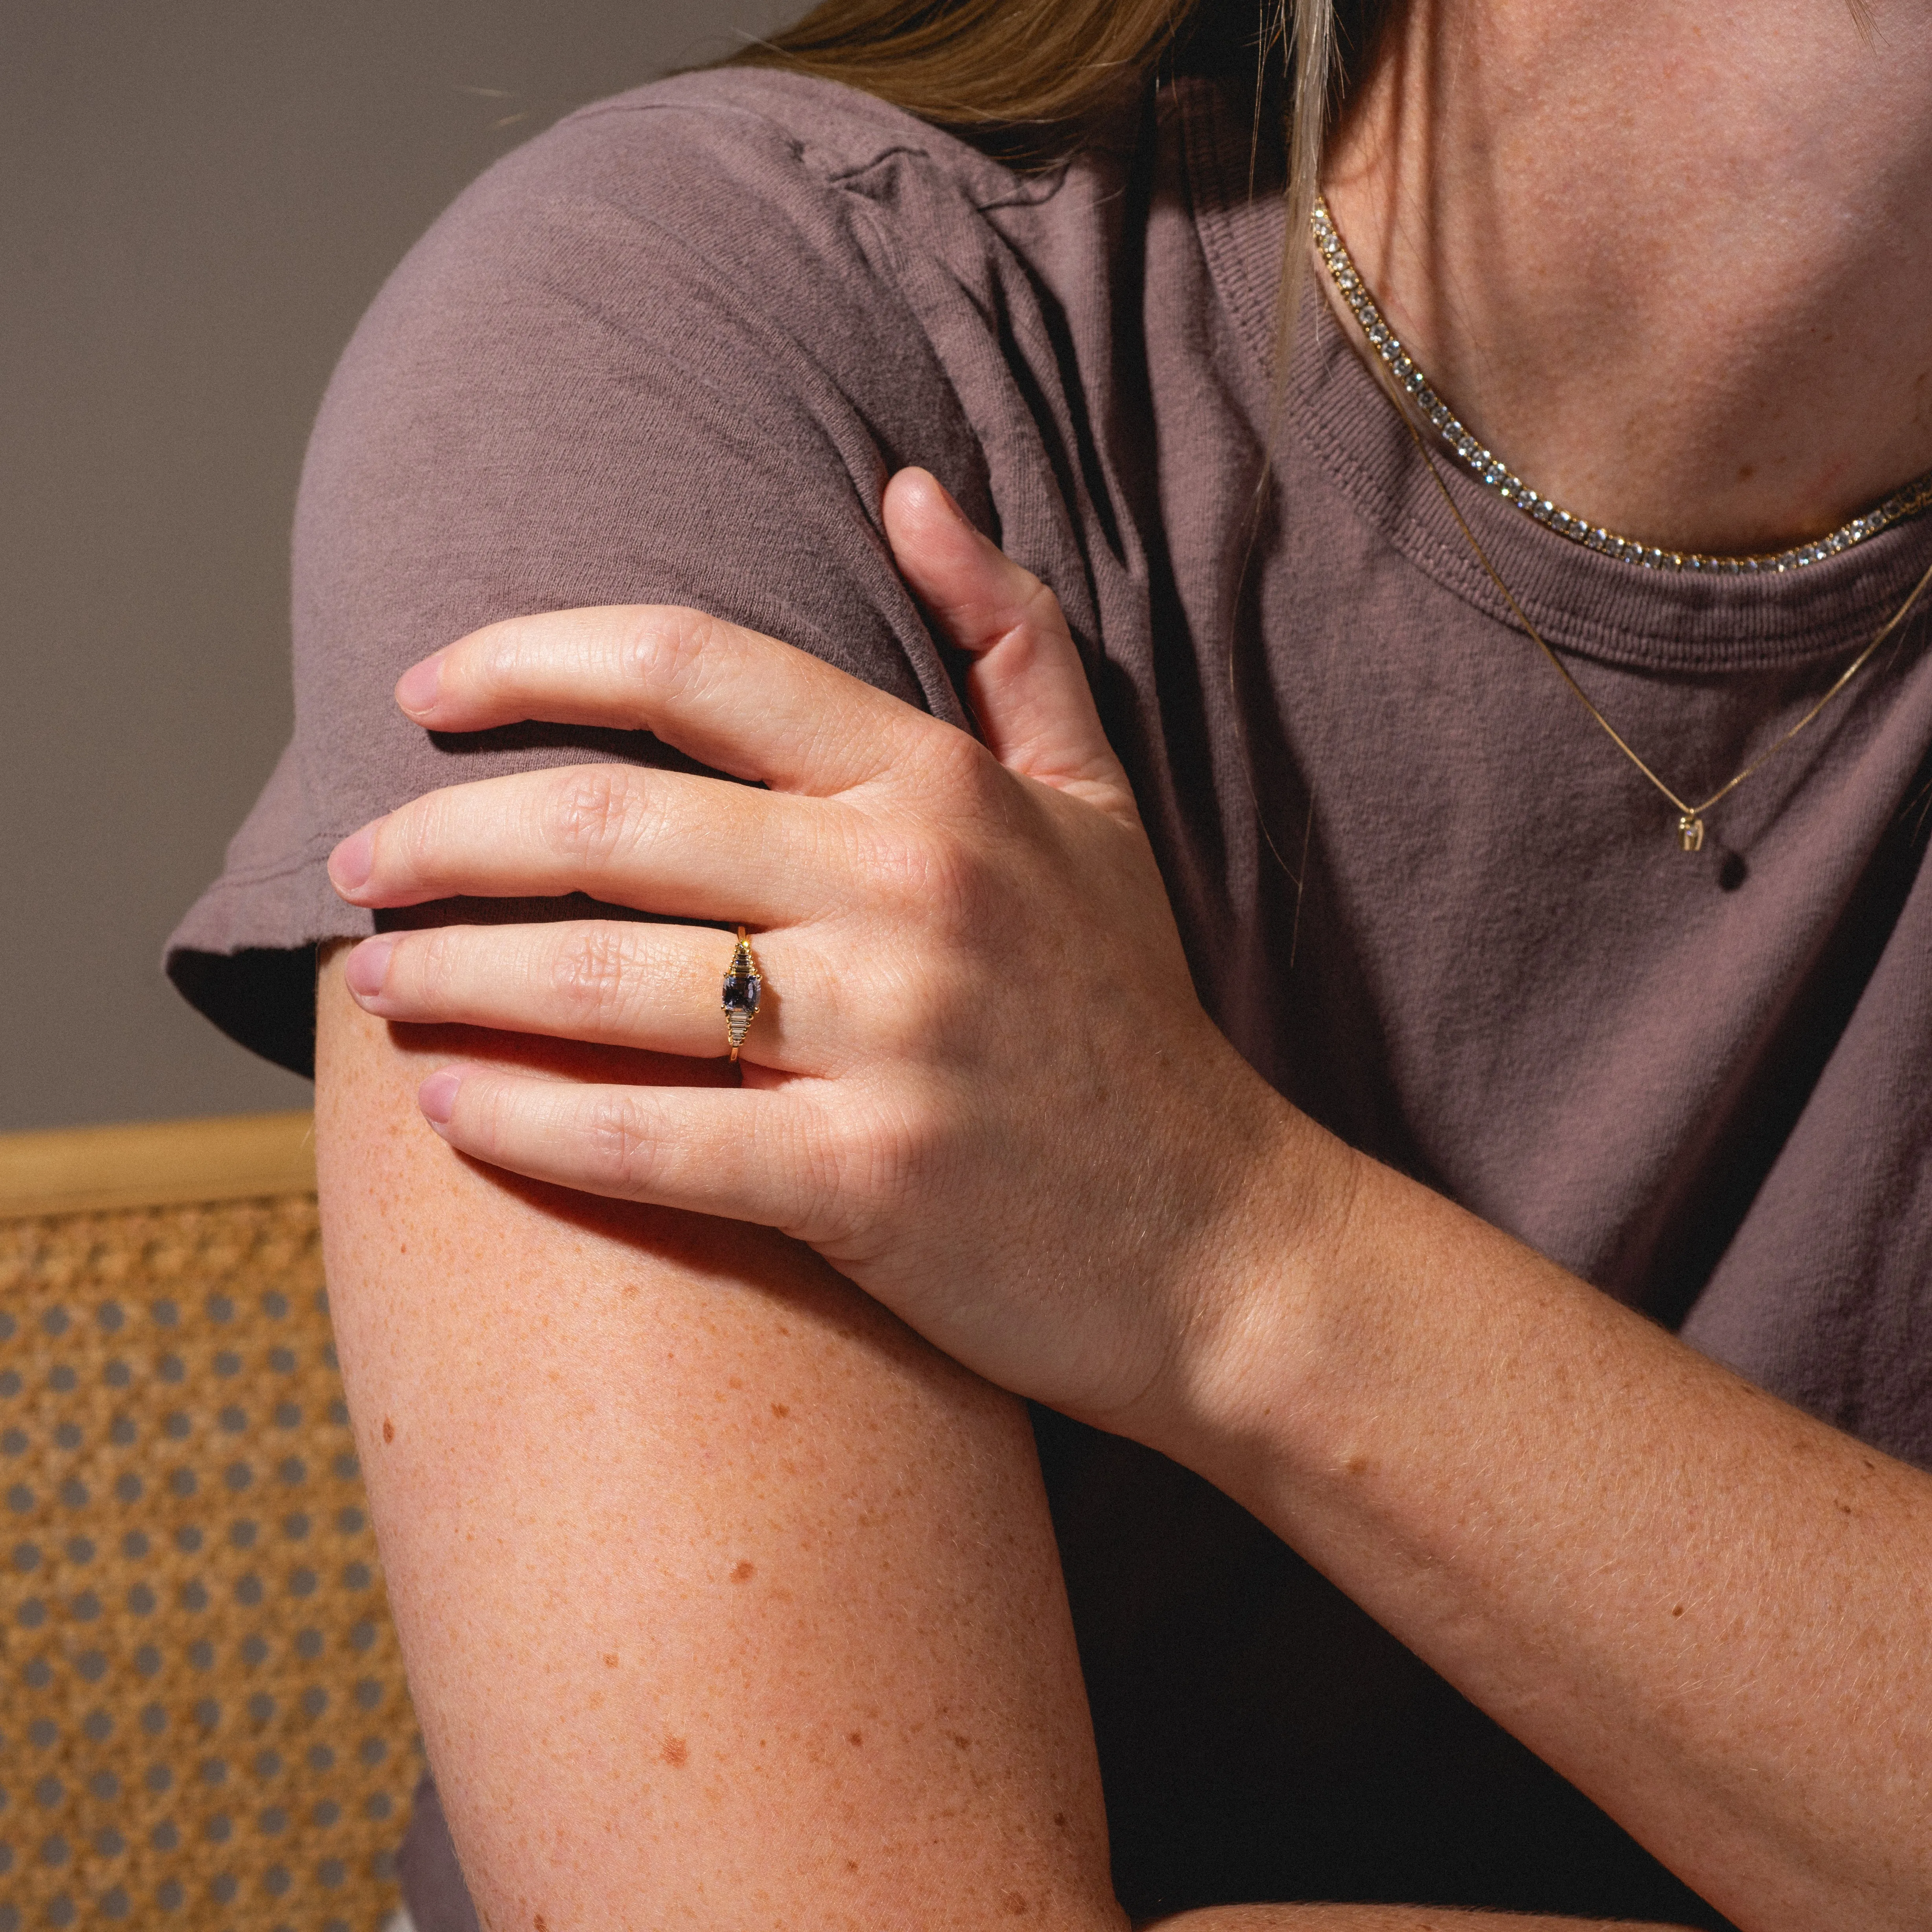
[1320,0,1932,553]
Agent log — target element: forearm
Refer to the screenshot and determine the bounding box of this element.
[1166,1128,1932,1932]
[313,555,1912,1925]
[313,953,1125,1930]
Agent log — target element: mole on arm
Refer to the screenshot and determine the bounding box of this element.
[382,1417,395,1443]
[732,1560,756,1584]
[661,1736,689,1768]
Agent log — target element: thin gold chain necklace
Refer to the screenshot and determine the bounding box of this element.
[1311,196,1932,851]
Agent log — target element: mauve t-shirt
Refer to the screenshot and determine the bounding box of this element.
[167,59,1932,1927]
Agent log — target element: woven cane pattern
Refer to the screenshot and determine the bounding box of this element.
[0,1194,419,1932]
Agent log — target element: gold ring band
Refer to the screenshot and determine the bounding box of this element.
[721,926,762,1062]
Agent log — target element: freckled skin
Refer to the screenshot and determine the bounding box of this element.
[314,959,1121,1928]
[382,1417,394,1443]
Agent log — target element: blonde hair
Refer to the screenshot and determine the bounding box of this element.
[733,0,1392,315]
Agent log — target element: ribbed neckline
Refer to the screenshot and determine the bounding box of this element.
[1176,75,1932,677]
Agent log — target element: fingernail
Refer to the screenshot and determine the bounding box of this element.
[343,935,397,1000]
[327,826,375,895]
[927,473,972,527]
[396,651,445,717]
[417,1069,460,1130]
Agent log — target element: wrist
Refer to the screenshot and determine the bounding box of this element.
[1117,1072,1368,1488]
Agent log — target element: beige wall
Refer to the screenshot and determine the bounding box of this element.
[1,0,809,1132]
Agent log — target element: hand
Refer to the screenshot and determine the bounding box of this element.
[326,470,1336,1432]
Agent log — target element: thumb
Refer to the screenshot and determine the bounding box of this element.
[883,468,1129,803]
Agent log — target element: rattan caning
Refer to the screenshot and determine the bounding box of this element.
[0,1117,420,1932]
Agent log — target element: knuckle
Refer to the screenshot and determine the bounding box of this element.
[539,765,650,865]
[1011,567,1069,642]
[906,823,1001,942]
[626,605,730,707]
[475,615,540,696]
[385,796,443,880]
[850,788,997,931]
[409,925,464,997]
[923,724,1004,808]
[581,1091,653,1195]
[466,1074,515,1158]
[549,925,636,1034]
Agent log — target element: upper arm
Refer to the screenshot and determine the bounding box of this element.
[315,949,1122,1926]
[283,85,1127,1924]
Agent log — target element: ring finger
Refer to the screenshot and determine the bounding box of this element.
[339,919,848,1072]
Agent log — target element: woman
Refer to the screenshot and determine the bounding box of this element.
[168,0,1932,1926]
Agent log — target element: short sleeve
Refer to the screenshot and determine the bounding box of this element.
[165,73,998,1073]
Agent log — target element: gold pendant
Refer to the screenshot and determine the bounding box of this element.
[1676,813,1705,853]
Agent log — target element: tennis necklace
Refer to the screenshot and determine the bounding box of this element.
[1311,196,1932,851]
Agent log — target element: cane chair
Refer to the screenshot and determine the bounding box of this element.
[0,1113,420,1932]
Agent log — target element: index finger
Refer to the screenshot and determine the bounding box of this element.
[393,605,942,798]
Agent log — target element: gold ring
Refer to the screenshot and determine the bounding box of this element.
[721,926,762,1062]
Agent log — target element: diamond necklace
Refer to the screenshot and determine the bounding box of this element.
[1310,197,1932,575]
[1311,195,1932,850]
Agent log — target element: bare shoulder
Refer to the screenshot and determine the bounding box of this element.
[312,945,1119,1928]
